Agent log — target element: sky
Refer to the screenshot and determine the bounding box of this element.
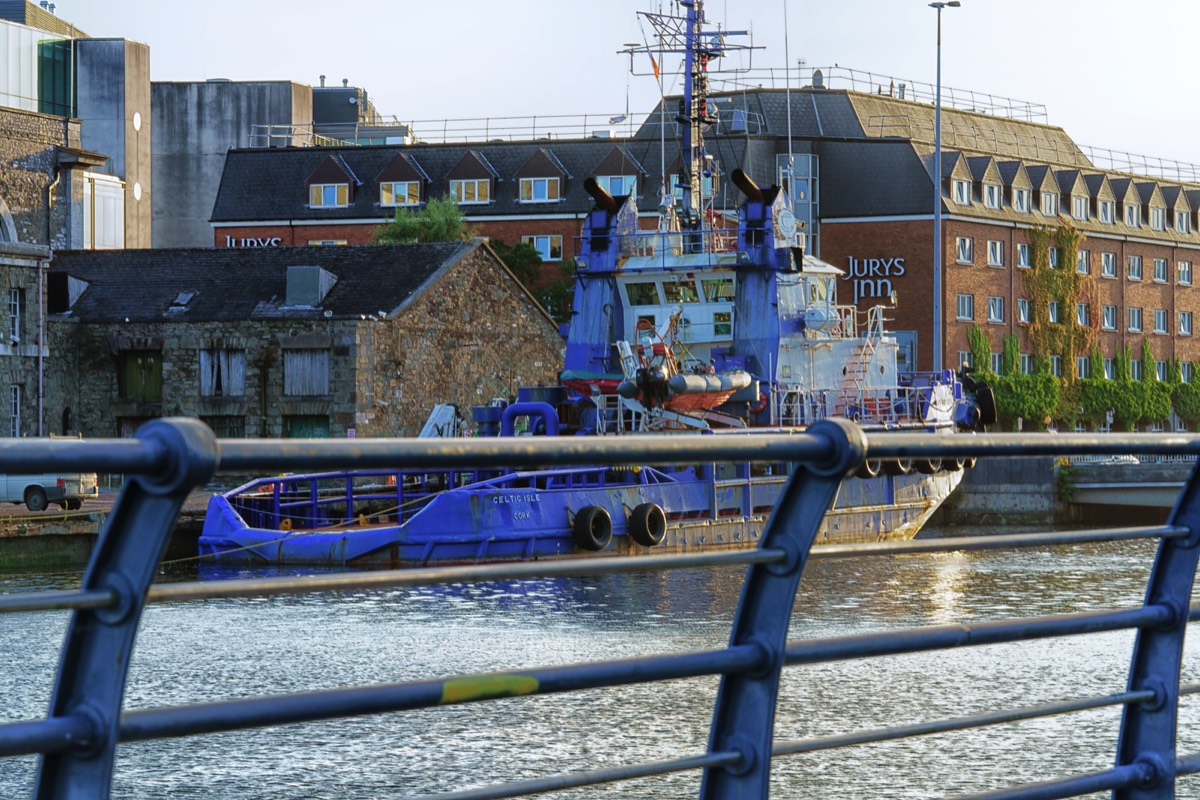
[56,0,1200,168]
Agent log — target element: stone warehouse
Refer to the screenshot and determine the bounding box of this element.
[45,241,563,438]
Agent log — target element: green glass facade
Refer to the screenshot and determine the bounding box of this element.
[0,20,72,117]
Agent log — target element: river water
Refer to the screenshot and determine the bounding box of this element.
[2,525,1199,799]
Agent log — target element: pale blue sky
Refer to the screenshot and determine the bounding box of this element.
[58,1,1200,166]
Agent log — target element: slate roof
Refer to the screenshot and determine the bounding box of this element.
[48,242,478,324]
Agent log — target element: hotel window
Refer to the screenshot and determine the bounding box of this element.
[1076,302,1089,326]
[519,177,561,203]
[1048,355,1062,377]
[520,234,563,261]
[956,293,974,320]
[597,175,637,196]
[1180,310,1193,336]
[987,296,1004,323]
[1156,360,1167,380]
[1048,247,1060,269]
[952,179,971,205]
[1128,255,1143,280]
[199,349,246,397]
[283,349,331,396]
[1128,306,1143,332]
[1072,195,1089,220]
[984,183,1002,209]
[450,178,491,204]
[1017,243,1031,268]
[1099,199,1115,224]
[987,240,1004,266]
[1048,300,1061,323]
[958,351,973,369]
[1017,298,1031,324]
[1041,191,1059,216]
[1014,187,1031,213]
[1150,207,1166,230]
[1101,252,1117,278]
[955,237,973,263]
[1131,360,1143,381]
[309,183,349,208]
[990,351,1003,374]
[1183,362,1195,382]
[1177,211,1191,234]
[1180,261,1193,285]
[1154,258,1168,282]
[1020,353,1033,375]
[380,181,420,207]
[1076,250,1089,275]
[1077,356,1090,379]
[1104,358,1114,380]
[1101,305,1116,330]
[1154,308,1168,334]
[1125,203,1140,227]
[8,288,23,342]
[8,385,18,437]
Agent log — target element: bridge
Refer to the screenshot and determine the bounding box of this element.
[1068,458,1192,509]
[2,420,1200,798]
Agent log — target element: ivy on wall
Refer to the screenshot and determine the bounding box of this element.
[1022,224,1098,379]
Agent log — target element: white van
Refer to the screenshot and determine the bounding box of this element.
[2,473,99,511]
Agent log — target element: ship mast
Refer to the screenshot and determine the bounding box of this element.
[622,1,754,246]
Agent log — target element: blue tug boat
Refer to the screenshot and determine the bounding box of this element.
[198,1,992,568]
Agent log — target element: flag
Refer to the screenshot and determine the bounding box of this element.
[650,54,660,81]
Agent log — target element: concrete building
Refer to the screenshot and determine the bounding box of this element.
[45,241,563,438]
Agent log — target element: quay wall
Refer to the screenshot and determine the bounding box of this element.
[936,456,1059,526]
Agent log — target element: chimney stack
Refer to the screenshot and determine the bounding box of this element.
[319,75,326,87]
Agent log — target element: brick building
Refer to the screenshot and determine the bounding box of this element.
[45,241,563,438]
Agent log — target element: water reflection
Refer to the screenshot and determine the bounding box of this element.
[1,526,1197,799]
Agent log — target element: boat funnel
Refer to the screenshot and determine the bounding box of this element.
[584,177,619,214]
[731,169,764,203]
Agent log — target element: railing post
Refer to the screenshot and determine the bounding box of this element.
[35,419,218,799]
[1114,459,1200,799]
[701,418,866,797]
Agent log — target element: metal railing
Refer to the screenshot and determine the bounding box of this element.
[2,419,1200,798]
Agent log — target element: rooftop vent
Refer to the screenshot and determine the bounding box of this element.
[812,69,825,89]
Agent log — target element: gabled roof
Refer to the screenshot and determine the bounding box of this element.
[996,161,1032,189]
[1024,165,1058,194]
[1160,184,1189,213]
[448,150,501,181]
[966,156,999,184]
[48,242,478,324]
[1054,169,1084,197]
[515,148,572,181]
[306,154,360,186]
[593,145,648,178]
[375,152,430,184]
[1109,178,1138,206]
[1136,181,1164,207]
[1083,173,1114,201]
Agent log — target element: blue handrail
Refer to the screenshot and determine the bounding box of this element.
[0,417,1198,798]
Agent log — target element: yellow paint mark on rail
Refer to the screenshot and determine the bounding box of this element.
[441,674,539,704]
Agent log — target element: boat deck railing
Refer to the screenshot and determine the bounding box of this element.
[3,418,1200,798]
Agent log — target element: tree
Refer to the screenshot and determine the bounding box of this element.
[488,240,543,286]
[374,197,475,243]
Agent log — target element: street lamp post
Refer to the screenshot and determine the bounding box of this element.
[930,0,959,374]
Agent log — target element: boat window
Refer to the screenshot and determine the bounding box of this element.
[808,278,828,304]
[714,311,732,337]
[625,282,661,306]
[663,280,700,303]
[702,277,735,301]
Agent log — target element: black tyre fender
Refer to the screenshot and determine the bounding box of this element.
[945,457,966,472]
[24,487,48,512]
[572,505,612,551]
[883,459,912,476]
[914,458,942,475]
[628,502,667,547]
[976,385,998,427]
[854,458,882,479]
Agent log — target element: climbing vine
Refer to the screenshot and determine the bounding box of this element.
[1022,224,1098,379]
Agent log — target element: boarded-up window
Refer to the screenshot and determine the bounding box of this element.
[284,349,330,396]
[201,415,246,438]
[118,351,163,401]
[199,349,246,397]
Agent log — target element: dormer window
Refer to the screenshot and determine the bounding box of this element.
[1125,204,1140,227]
[1040,192,1059,216]
[984,183,1001,209]
[597,175,637,196]
[450,178,491,204]
[519,177,561,203]
[309,183,348,208]
[952,179,970,205]
[1072,195,1088,221]
[1176,211,1191,234]
[1149,207,1166,231]
[381,181,420,207]
[1013,188,1031,213]
[1099,199,1115,224]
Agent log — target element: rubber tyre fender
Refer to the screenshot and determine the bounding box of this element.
[573,505,613,551]
[883,459,912,476]
[628,502,667,547]
[945,457,966,472]
[854,458,882,479]
[24,487,48,512]
[914,458,942,475]
[975,384,998,427]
